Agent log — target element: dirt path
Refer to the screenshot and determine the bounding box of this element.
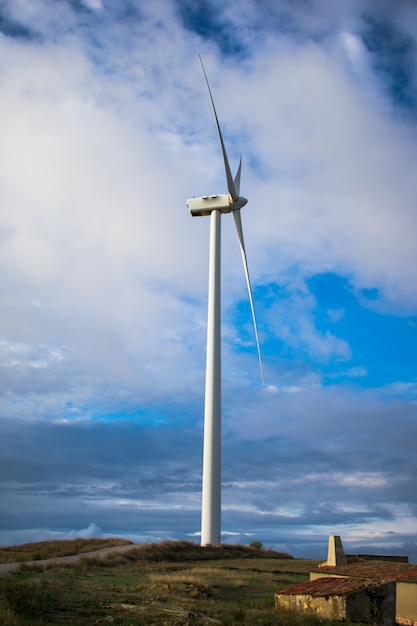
[0,542,140,577]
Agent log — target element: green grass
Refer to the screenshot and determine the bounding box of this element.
[0,539,356,625]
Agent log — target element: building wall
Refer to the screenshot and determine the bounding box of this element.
[346,590,372,623]
[346,583,395,626]
[275,592,347,621]
[311,571,346,581]
[397,582,417,626]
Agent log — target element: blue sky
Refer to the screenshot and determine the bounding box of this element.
[0,0,417,561]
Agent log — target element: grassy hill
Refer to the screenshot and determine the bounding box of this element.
[0,537,132,563]
[0,538,332,625]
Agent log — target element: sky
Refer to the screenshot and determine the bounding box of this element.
[0,0,417,561]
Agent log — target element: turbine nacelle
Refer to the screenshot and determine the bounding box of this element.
[187,193,248,217]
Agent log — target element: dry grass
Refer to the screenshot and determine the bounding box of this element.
[148,565,249,595]
[107,539,292,564]
[0,595,29,626]
[0,539,349,625]
[0,537,132,563]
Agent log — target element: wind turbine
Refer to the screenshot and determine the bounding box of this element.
[187,58,263,547]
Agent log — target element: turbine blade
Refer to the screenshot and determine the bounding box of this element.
[234,156,242,196]
[199,56,239,202]
[233,208,264,386]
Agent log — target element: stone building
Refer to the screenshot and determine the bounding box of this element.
[275,536,417,625]
[275,576,396,625]
[311,560,417,626]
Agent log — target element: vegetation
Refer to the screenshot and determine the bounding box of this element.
[0,537,132,564]
[0,538,356,625]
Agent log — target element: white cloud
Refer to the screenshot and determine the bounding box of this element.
[341,32,373,78]
[0,0,417,557]
[68,522,102,539]
[81,0,103,10]
[235,41,417,309]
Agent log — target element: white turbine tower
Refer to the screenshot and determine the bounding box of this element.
[187,58,264,547]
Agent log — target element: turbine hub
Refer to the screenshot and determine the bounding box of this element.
[232,196,248,210]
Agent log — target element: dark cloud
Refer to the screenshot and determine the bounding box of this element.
[176,0,245,56]
[1,401,416,556]
[0,5,37,40]
[363,15,417,114]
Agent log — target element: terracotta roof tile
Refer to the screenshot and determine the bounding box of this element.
[277,577,379,598]
[312,561,417,582]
